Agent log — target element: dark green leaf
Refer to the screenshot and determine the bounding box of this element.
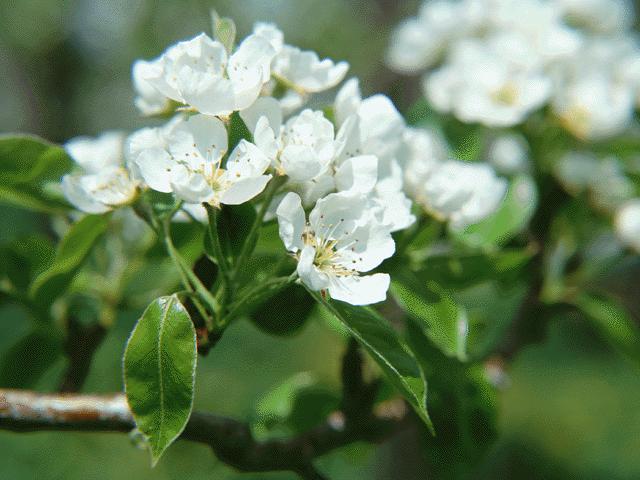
[227,111,252,153]
[30,215,110,308]
[411,249,533,290]
[0,235,55,291]
[0,327,63,388]
[123,295,197,465]
[205,202,256,264]
[392,272,468,361]
[249,283,315,336]
[307,288,433,432]
[453,175,537,249]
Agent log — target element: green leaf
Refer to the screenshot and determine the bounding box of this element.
[252,372,339,440]
[0,134,73,213]
[0,327,63,388]
[205,203,256,264]
[249,283,315,336]
[30,215,110,308]
[0,235,55,291]
[411,249,533,290]
[123,295,197,466]
[453,175,538,249]
[227,111,252,153]
[391,272,468,361]
[0,134,73,185]
[306,288,433,432]
[574,293,640,367]
[210,9,236,53]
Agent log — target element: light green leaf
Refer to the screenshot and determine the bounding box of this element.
[123,295,197,466]
[306,288,433,432]
[0,134,73,213]
[574,293,640,367]
[391,272,468,361]
[210,9,236,53]
[453,175,538,249]
[29,215,110,308]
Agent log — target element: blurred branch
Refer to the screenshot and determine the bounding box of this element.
[0,388,408,477]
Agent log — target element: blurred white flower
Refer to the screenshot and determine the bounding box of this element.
[487,133,530,175]
[418,160,508,229]
[62,132,138,214]
[276,191,394,305]
[615,199,640,252]
[553,74,635,140]
[387,0,639,134]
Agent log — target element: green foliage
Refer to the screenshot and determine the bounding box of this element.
[308,289,433,432]
[392,271,468,361]
[249,283,315,336]
[0,134,72,213]
[123,295,197,465]
[453,175,538,249]
[205,203,257,265]
[29,215,110,310]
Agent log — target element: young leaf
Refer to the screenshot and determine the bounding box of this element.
[306,288,433,432]
[210,9,236,53]
[30,214,110,308]
[391,272,468,361]
[227,111,253,153]
[123,295,197,466]
[453,175,538,249]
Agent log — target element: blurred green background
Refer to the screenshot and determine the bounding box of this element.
[1,1,640,479]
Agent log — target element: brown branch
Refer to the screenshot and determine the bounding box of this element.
[0,389,408,476]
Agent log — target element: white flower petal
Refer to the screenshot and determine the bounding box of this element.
[297,245,330,291]
[61,174,112,214]
[221,175,272,205]
[334,155,378,193]
[328,273,390,306]
[134,147,175,193]
[276,192,306,252]
[240,96,282,134]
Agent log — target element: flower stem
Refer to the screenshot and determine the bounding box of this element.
[162,219,219,331]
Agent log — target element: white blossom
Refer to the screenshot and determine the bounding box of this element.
[615,199,640,252]
[139,32,276,116]
[487,133,530,175]
[62,132,138,214]
[416,160,508,229]
[242,100,337,183]
[129,114,271,207]
[553,74,635,140]
[276,191,394,305]
[132,59,172,116]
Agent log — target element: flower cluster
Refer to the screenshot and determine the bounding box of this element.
[387,0,640,139]
[402,127,509,230]
[62,20,437,305]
